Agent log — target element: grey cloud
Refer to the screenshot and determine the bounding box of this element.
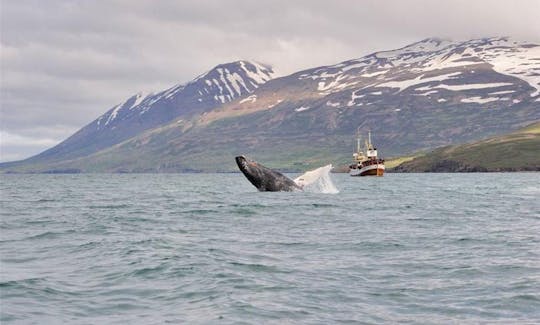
[1,0,539,162]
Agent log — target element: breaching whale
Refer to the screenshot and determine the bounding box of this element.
[235,155,302,192]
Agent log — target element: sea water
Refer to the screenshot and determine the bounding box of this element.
[1,173,539,324]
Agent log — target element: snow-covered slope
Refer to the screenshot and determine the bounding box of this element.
[189,61,274,104]
[297,37,540,103]
[96,60,274,130]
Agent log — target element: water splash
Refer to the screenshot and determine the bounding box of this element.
[294,164,339,194]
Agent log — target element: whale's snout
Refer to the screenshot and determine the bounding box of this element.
[235,155,248,171]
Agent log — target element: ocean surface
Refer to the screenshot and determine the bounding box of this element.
[1,173,539,324]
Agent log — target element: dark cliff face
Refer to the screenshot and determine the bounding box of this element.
[3,38,540,172]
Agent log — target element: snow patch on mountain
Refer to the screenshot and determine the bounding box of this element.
[105,104,122,126]
[489,90,515,95]
[480,45,540,96]
[317,75,360,94]
[268,99,283,109]
[240,95,257,104]
[376,72,462,92]
[129,92,150,109]
[347,91,366,107]
[326,101,341,107]
[361,71,387,78]
[461,96,499,104]
[431,82,514,91]
[416,90,439,96]
[240,61,274,85]
[295,106,311,112]
[102,92,152,126]
[163,85,184,99]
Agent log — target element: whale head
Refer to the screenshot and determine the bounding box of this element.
[235,155,251,173]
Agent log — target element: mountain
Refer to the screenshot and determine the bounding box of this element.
[392,122,540,172]
[26,60,274,162]
[2,37,539,173]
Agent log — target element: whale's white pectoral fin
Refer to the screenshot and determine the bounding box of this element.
[294,164,333,187]
[294,164,339,194]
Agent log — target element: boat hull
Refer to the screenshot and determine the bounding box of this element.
[349,164,385,177]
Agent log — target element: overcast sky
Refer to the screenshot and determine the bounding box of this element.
[1,0,539,162]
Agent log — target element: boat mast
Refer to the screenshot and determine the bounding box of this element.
[356,136,361,155]
[353,127,366,162]
[356,127,361,154]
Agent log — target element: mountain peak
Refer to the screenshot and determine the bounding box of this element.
[193,60,275,85]
[216,59,272,70]
[185,60,275,104]
[92,60,277,131]
[379,38,454,57]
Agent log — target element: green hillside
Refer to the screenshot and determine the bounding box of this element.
[393,122,540,172]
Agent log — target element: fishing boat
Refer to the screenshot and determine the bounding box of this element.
[349,130,385,176]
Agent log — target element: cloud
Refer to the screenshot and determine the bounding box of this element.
[1,0,539,162]
[0,130,68,162]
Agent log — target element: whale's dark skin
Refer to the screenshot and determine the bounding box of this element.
[235,155,302,192]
